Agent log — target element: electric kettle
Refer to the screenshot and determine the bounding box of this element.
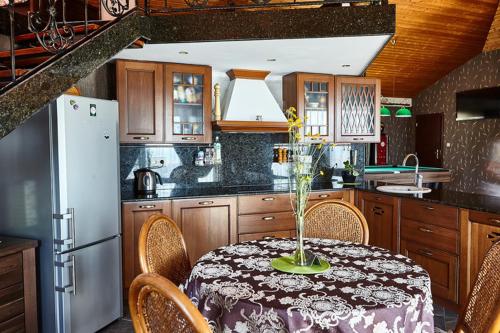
[134,168,163,194]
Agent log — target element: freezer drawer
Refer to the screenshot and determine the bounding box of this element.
[54,237,122,333]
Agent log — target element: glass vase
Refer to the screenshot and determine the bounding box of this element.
[294,214,307,266]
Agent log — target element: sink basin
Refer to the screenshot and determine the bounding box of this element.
[376,185,432,194]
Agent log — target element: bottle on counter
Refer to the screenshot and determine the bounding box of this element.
[195,149,205,166]
[214,136,222,165]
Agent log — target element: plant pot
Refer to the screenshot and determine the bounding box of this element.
[341,171,356,184]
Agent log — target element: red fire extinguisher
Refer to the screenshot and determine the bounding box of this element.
[375,123,388,165]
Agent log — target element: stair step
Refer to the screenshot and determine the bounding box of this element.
[5,55,52,68]
[0,46,49,59]
[0,69,29,79]
[15,23,102,43]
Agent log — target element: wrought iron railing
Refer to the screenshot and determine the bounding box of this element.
[0,0,384,93]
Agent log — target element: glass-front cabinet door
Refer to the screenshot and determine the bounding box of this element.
[335,76,381,143]
[283,73,335,142]
[165,64,212,143]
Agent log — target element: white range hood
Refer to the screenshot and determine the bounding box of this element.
[213,69,289,132]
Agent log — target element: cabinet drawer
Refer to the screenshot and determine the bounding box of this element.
[0,284,23,308]
[308,191,345,201]
[401,218,459,254]
[469,210,500,227]
[239,212,295,234]
[401,239,458,303]
[0,313,24,333]
[401,199,458,230]
[238,194,291,214]
[0,254,23,290]
[358,191,394,205]
[0,296,24,323]
[239,230,293,242]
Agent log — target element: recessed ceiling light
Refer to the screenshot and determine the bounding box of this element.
[179,51,189,55]
[266,58,277,62]
[342,64,351,68]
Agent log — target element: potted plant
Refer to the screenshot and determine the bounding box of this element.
[342,160,359,184]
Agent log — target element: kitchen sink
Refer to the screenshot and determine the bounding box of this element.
[376,185,432,194]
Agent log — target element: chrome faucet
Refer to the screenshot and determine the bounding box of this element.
[402,153,423,188]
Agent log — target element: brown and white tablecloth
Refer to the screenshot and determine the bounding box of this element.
[182,238,434,333]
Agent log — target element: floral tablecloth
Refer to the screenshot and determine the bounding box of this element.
[182,238,434,333]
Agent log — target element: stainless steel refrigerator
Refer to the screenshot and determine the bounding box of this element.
[0,94,122,332]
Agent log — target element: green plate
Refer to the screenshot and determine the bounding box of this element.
[271,256,330,274]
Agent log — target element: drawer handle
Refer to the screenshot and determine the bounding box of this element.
[262,216,275,221]
[375,196,382,201]
[262,197,275,201]
[139,205,155,209]
[318,194,330,198]
[489,218,500,225]
[418,227,434,233]
[424,206,435,210]
[418,249,433,257]
[353,138,364,141]
[198,201,214,206]
[181,137,196,141]
[133,136,150,140]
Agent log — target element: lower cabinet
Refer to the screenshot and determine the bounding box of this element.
[468,210,500,286]
[121,200,172,293]
[172,197,237,266]
[356,191,398,252]
[400,239,458,303]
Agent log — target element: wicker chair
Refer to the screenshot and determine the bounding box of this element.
[138,214,191,286]
[304,199,369,245]
[454,240,500,333]
[129,273,211,333]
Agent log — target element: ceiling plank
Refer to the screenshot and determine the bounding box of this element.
[484,3,500,51]
[366,0,499,98]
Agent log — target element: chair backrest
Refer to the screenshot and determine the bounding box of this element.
[455,240,500,333]
[129,273,211,333]
[138,214,191,286]
[304,199,369,245]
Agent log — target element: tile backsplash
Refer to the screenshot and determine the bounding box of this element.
[120,132,365,192]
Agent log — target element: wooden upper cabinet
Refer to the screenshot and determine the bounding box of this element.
[172,197,237,265]
[117,60,164,143]
[335,76,381,143]
[165,64,212,144]
[283,72,335,143]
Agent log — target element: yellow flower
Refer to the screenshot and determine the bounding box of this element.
[295,133,302,140]
[320,170,325,176]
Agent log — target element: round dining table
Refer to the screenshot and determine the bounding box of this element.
[182,238,434,333]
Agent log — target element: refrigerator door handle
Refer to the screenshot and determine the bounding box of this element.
[55,255,76,295]
[53,208,76,250]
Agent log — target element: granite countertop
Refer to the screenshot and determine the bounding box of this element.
[121,181,352,202]
[356,182,500,215]
[121,181,500,215]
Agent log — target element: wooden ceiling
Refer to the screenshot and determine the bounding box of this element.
[366,0,500,98]
[484,3,500,51]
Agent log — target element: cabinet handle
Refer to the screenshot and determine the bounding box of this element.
[489,218,500,225]
[181,137,196,141]
[262,197,275,201]
[318,194,330,198]
[262,216,275,221]
[375,196,382,201]
[198,201,214,206]
[133,136,150,140]
[418,249,433,257]
[353,138,364,141]
[424,206,435,210]
[418,227,434,233]
[139,205,156,209]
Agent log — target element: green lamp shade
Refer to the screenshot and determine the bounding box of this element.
[380,106,391,117]
[395,107,412,118]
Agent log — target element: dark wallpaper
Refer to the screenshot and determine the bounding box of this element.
[412,49,500,196]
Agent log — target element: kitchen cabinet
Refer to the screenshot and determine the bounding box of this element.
[117,60,164,143]
[335,76,381,143]
[165,63,212,143]
[357,191,398,252]
[172,197,237,265]
[283,72,335,142]
[0,237,38,333]
[121,200,172,293]
[467,210,500,286]
[400,198,459,305]
[117,61,212,144]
